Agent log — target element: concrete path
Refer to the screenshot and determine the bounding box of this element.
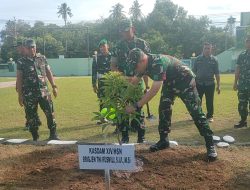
[0,81,16,89]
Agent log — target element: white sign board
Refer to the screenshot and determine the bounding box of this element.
[78,144,135,171]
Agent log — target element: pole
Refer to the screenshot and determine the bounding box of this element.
[87,26,90,76]
[105,169,111,190]
[104,134,111,190]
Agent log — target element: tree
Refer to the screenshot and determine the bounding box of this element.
[57,3,73,26]
[129,0,143,22]
[109,3,126,20]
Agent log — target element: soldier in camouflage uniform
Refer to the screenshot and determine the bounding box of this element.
[126,48,217,161]
[16,39,59,141]
[111,18,151,143]
[14,39,42,131]
[233,36,250,128]
[92,39,111,111]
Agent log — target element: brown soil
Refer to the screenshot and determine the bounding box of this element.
[0,145,249,190]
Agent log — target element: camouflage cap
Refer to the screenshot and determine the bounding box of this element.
[119,18,133,32]
[25,39,36,48]
[98,39,108,47]
[127,48,144,67]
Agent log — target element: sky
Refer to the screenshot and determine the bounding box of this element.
[0,0,249,29]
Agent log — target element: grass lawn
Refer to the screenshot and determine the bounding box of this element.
[0,74,249,144]
[0,77,15,82]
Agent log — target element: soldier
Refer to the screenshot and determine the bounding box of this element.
[111,18,151,143]
[16,39,59,141]
[14,39,42,131]
[125,48,217,161]
[193,42,221,122]
[92,39,111,112]
[233,36,250,128]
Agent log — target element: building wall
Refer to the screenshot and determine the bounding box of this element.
[0,58,92,77]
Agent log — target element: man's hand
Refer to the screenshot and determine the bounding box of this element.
[216,85,221,94]
[18,95,23,107]
[93,85,98,93]
[52,87,58,98]
[233,82,238,91]
[125,105,136,114]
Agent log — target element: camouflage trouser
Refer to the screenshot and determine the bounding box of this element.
[97,78,105,111]
[119,81,145,138]
[238,89,250,121]
[118,107,145,138]
[23,88,56,132]
[158,80,213,138]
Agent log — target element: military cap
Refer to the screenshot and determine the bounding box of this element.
[98,39,108,47]
[119,18,133,32]
[127,48,144,67]
[25,39,36,48]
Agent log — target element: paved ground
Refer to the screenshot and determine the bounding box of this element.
[0,81,15,89]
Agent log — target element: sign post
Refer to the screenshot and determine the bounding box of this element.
[78,143,135,190]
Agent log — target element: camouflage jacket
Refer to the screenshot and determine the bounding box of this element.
[111,36,151,76]
[138,54,195,88]
[92,52,111,86]
[17,53,50,97]
[236,50,250,90]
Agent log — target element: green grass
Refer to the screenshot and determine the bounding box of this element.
[0,77,15,82]
[0,74,249,144]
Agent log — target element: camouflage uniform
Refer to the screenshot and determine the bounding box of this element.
[17,50,57,141]
[92,50,111,111]
[236,50,250,122]
[111,20,151,143]
[142,54,213,138]
[127,49,217,160]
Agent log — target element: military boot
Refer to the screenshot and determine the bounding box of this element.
[150,133,170,152]
[234,120,247,129]
[30,127,39,141]
[121,130,129,144]
[137,129,146,143]
[205,135,217,162]
[48,127,60,140]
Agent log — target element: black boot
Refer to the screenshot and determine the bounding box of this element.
[121,131,129,144]
[48,127,60,140]
[30,127,39,141]
[137,129,146,143]
[205,135,217,162]
[150,133,170,152]
[234,120,247,129]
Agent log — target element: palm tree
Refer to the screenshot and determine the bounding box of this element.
[109,3,126,20]
[57,3,73,55]
[57,3,73,26]
[129,0,143,22]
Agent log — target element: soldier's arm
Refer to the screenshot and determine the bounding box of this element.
[233,65,240,91]
[92,56,98,87]
[137,81,162,107]
[45,58,57,97]
[16,70,23,107]
[233,55,241,91]
[46,66,56,88]
[143,75,150,90]
[214,59,221,94]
